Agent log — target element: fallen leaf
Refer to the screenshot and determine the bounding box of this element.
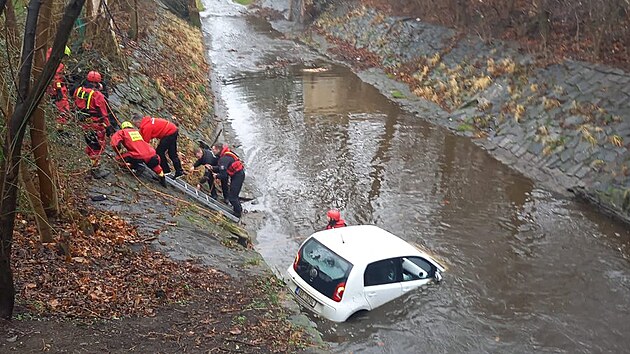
[229,328,242,335]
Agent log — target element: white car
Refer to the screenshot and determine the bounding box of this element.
[285,225,445,322]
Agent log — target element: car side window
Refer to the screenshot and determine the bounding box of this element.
[402,257,433,281]
[364,258,402,286]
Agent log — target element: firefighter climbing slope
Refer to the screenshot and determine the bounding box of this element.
[45,46,72,125]
[133,114,185,179]
[111,121,167,187]
[73,70,115,177]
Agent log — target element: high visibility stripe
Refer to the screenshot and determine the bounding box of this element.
[86,90,95,109]
[76,87,95,109]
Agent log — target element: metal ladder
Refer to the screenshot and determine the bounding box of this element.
[165,176,240,222]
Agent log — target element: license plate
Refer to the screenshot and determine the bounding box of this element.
[295,286,316,308]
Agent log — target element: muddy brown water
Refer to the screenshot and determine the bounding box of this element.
[201,1,630,352]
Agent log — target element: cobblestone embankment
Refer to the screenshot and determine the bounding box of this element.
[263,1,630,224]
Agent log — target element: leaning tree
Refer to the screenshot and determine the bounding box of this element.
[0,0,86,319]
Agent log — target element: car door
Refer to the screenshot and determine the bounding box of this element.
[362,258,403,310]
[400,256,434,294]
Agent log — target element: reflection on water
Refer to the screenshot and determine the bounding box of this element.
[203,5,630,352]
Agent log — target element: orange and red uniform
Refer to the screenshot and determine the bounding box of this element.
[137,116,178,141]
[137,116,183,176]
[110,128,163,175]
[326,219,347,230]
[73,85,111,165]
[212,145,245,218]
[45,49,70,122]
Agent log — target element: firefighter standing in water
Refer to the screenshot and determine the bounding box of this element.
[211,143,245,218]
[110,121,167,187]
[73,70,115,177]
[45,46,72,125]
[133,114,184,179]
[325,209,347,230]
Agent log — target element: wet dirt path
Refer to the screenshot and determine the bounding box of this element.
[201,1,630,352]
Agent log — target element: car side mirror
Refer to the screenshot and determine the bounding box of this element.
[434,270,443,283]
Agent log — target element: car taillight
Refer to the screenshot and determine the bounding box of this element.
[293,251,300,271]
[332,282,345,302]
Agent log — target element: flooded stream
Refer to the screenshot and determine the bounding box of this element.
[201,1,630,352]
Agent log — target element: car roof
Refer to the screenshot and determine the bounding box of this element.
[311,225,420,265]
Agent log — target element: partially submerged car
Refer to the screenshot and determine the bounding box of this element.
[285,225,445,322]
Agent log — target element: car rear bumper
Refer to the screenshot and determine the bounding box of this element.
[284,267,349,322]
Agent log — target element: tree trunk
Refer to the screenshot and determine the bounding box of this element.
[20,162,54,242]
[452,0,469,28]
[0,0,43,320]
[3,0,19,49]
[535,0,551,48]
[129,0,139,39]
[0,0,7,17]
[0,0,86,320]
[187,0,200,27]
[1,0,19,123]
[287,0,293,21]
[31,0,59,218]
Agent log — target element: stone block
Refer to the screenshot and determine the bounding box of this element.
[575,140,593,153]
[560,148,573,162]
[609,75,630,85]
[564,115,584,127]
[546,154,560,168]
[498,137,512,148]
[566,137,579,149]
[575,165,591,178]
[515,145,528,158]
[604,149,619,162]
[528,142,544,155]
[567,163,584,176]
[559,160,574,172]
[574,149,592,163]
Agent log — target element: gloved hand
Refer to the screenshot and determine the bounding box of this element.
[105,125,115,137]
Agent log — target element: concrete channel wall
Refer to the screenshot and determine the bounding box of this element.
[261,0,630,224]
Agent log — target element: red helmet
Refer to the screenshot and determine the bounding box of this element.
[327,209,341,221]
[87,71,102,83]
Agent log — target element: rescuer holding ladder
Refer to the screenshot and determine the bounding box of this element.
[210,143,245,218]
[110,121,167,187]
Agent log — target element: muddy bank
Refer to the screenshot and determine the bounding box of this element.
[257,0,630,225]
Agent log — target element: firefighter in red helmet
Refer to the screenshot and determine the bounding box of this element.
[87,70,102,83]
[73,70,115,176]
[45,46,71,124]
[325,209,347,230]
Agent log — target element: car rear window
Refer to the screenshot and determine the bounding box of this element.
[295,238,352,300]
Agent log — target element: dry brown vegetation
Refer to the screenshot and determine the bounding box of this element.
[360,0,630,69]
